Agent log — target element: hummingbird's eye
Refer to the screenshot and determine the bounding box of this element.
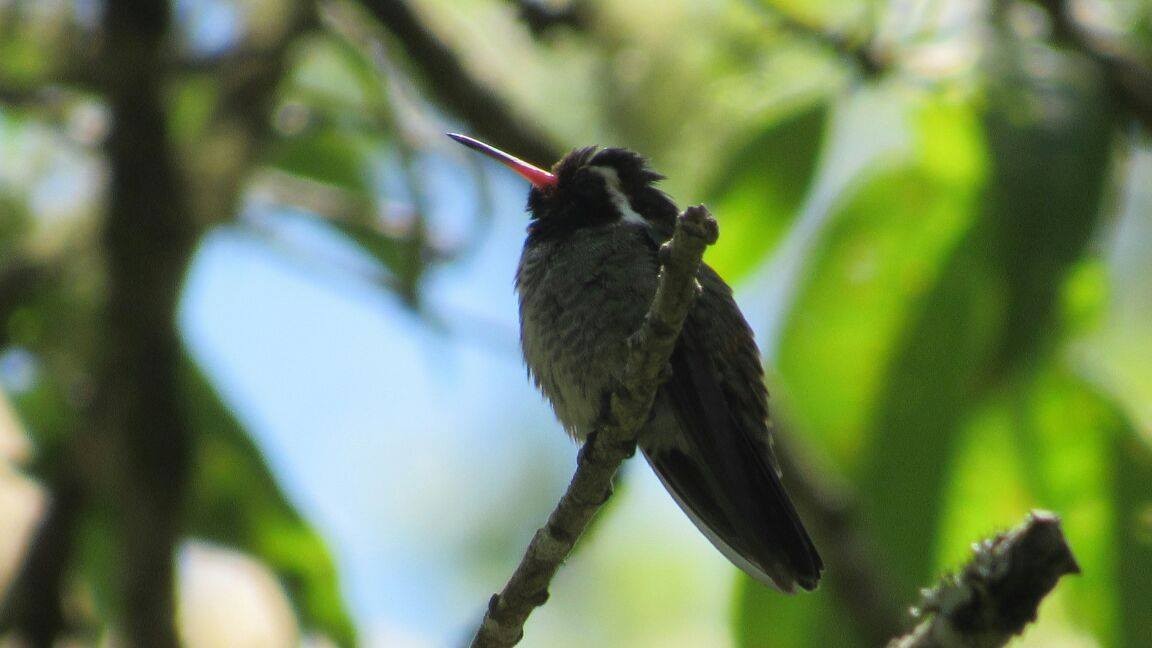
[571,169,602,198]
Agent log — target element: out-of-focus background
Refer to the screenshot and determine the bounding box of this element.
[1,0,1151,646]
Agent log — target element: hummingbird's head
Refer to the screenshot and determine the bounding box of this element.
[448,134,678,240]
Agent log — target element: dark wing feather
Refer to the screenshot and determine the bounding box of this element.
[644,264,822,591]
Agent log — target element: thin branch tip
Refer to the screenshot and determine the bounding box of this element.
[681,204,719,244]
[891,510,1079,648]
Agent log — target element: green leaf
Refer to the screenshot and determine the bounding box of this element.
[181,355,356,646]
[703,100,829,282]
[861,40,1114,596]
[980,39,1114,377]
[269,33,393,193]
[777,97,986,471]
[754,0,869,30]
[269,128,373,195]
[734,574,863,648]
[1019,371,1120,643]
[774,38,1115,616]
[0,26,55,84]
[737,95,986,645]
[284,34,386,117]
[0,191,30,258]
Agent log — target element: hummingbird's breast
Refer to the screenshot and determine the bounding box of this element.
[516,222,660,439]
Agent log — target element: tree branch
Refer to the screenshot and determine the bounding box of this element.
[889,511,1080,648]
[92,1,200,645]
[470,205,718,648]
[1038,0,1152,133]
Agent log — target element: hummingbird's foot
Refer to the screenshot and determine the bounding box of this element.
[580,428,636,467]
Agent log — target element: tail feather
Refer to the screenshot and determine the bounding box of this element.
[647,335,823,591]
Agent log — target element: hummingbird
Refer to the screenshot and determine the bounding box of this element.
[449,133,823,592]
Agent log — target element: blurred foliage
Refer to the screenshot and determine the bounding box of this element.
[182,355,356,645]
[703,99,830,282]
[2,0,1152,646]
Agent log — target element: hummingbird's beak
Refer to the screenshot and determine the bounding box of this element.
[447,133,557,189]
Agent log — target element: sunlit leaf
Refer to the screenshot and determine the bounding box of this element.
[860,38,1112,599]
[0,21,57,84]
[741,94,987,645]
[269,128,374,195]
[918,40,1116,639]
[284,34,386,117]
[704,100,829,282]
[774,39,1115,624]
[935,367,1118,643]
[734,574,862,648]
[1022,371,1119,642]
[754,0,870,32]
[777,97,986,472]
[860,230,1007,595]
[181,355,356,647]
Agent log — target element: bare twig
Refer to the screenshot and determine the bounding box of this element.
[889,511,1080,648]
[355,0,563,165]
[470,205,718,648]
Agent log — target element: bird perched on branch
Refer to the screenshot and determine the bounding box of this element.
[449,133,823,592]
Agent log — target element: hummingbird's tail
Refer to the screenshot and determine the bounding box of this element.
[641,342,823,592]
[642,435,822,592]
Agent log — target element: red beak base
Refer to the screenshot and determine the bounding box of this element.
[447,133,557,189]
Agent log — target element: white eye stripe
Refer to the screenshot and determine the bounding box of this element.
[588,165,647,226]
[589,165,622,189]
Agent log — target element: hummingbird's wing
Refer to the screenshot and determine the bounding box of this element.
[642,264,823,592]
